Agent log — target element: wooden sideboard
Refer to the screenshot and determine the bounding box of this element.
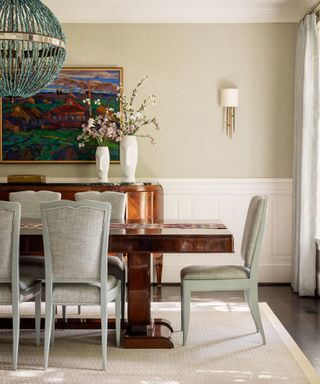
[0,182,164,285]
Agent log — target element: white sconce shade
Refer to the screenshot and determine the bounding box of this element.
[220,88,239,107]
[220,88,239,138]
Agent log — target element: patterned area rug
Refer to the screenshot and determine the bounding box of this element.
[0,302,318,384]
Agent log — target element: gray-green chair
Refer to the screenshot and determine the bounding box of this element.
[0,201,42,370]
[75,191,127,223]
[41,200,121,370]
[180,195,268,346]
[9,190,61,281]
[9,191,62,220]
[75,191,127,320]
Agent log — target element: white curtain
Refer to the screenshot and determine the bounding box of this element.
[292,14,320,296]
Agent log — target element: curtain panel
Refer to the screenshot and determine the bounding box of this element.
[292,14,320,296]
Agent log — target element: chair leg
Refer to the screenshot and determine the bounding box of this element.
[51,305,56,346]
[62,305,67,322]
[181,281,191,346]
[78,305,81,315]
[12,302,20,371]
[101,292,108,370]
[248,286,266,345]
[121,270,126,320]
[44,300,53,370]
[35,289,42,347]
[244,289,258,333]
[115,284,121,347]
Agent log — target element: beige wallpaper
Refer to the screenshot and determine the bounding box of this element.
[0,23,297,179]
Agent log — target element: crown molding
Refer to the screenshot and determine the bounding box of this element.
[42,0,316,24]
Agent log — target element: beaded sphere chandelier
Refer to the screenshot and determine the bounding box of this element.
[0,0,66,98]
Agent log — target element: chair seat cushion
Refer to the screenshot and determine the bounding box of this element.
[20,256,45,280]
[19,275,39,290]
[52,275,118,305]
[108,255,124,281]
[0,278,41,304]
[181,265,250,280]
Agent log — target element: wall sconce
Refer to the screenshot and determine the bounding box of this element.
[220,88,239,139]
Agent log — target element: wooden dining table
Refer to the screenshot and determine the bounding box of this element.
[19,220,234,349]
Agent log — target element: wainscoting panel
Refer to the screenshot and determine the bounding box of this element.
[159,178,292,283]
[0,176,292,283]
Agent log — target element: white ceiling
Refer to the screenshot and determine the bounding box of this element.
[42,0,318,23]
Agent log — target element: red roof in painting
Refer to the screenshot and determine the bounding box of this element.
[50,104,86,114]
[48,95,86,115]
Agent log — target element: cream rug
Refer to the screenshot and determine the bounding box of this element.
[0,302,319,384]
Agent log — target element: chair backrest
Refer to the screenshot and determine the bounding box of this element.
[41,200,111,284]
[9,190,61,219]
[75,191,126,223]
[0,202,20,293]
[240,195,268,274]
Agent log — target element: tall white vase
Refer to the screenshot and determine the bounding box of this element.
[120,135,138,183]
[95,146,110,182]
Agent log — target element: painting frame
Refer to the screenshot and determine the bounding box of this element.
[0,66,123,164]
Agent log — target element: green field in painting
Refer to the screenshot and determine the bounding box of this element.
[2,128,119,161]
[2,95,120,161]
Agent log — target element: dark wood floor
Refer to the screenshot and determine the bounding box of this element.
[152,284,320,373]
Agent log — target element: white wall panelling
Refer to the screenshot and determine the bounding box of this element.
[159,178,292,283]
[0,177,292,283]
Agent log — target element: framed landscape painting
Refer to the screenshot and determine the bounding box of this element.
[0,67,123,163]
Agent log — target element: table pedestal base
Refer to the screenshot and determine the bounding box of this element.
[0,318,175,349]
[124,319,174,349]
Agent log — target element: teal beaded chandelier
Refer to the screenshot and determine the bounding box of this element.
[0,0,66,98]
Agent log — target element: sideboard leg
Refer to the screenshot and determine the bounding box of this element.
[154,253,163,286]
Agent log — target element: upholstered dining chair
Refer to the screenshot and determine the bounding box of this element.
[75,191,127,319]
[180,195,268,346]
[0,201,42,370]
[9,190,61,281]
[75,191,127,223]
[9,191,62,220]
[41,200,122,370]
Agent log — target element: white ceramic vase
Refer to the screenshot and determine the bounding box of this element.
[120,135,138,183]
[95,146,110,182]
